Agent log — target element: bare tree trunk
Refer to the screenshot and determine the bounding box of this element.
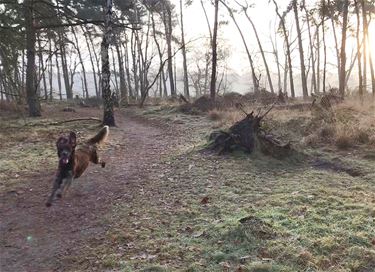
[328,0,341,82]
[283,56,288,95]
[322,18,327,93]
[137,39,144,98]
[163,4,176,97]
[55,48,62,100]
[131,30,139,98]
[72,26,89,98]
[316,24,321,93]
[48,39,53,101]
[361,0,368,97]
[174,51,177,93]
[203,55,210,95]
[68,56,78,94]
[83,28,99,97]
[58,31,72,99]
[87,29,102,97]
[0,75,3,100]
[241,5,274,93]
[37,32,48,100]
[303,0,316,94]
[270,31,282,92]
[345,50,359,89]
[200,0,212,95]
[24,0,41,116]
[322,19,327,93]
[209,0,219,100]
[159,73,162,97]
[355,0,363,100]
[121,37,134,99]
[200,0,213,42]
[111,47,119,98]
[137,13,151,99]
[80,75,85,98]
[221,1,258,93]
[338,0,349,98]
[272,0,295,98]
[150,12,167,98]
[22,47,25,92]
[102,0,115,126]
[115,41,128,104]
[293,0,308,98]
[180,0,190,98]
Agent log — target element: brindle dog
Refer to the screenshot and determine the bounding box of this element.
[46,126,109,207]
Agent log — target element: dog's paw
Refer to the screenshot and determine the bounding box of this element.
[56,192,62,198]
[45,202,52,207]
[101,162,106,168]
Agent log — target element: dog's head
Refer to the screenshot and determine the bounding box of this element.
[56,132,77,166]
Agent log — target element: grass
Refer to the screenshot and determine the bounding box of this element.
[83,143,374,271]
[0,104,102,190]
[82,101,375,271]
[2,101,375,271]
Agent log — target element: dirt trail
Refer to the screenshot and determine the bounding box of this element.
[0,111,179,272]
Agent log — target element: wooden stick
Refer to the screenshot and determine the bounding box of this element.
[5,117,102,129]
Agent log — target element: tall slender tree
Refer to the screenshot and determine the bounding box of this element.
[292,0,308,98]
[272,0,295,98]
[24,0,41,116]
[210,0,219,100]
[237,1,274,94]
[102,0,116,126]
[221,0,259,93]
[338,0,349,98]
[180,0,190,98]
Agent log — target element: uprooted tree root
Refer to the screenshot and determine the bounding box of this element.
[208,103,292,158]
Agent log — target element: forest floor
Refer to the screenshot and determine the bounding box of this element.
[0,102,374,272]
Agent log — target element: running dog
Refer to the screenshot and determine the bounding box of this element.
[46,126,109,207]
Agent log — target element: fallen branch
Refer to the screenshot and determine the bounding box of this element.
[40,117,102,126]
[5,117,102,129]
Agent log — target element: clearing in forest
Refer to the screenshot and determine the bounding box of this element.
[1,102,374,272]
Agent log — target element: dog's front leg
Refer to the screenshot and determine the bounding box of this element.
[62,172,74,196]
[46,174,63,207]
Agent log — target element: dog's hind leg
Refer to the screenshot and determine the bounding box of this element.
[91,149,106,168]
[46,174,63,207]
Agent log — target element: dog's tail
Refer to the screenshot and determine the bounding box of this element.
[86,125,109,145]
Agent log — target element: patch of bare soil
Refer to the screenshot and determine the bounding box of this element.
[0,108,183,272]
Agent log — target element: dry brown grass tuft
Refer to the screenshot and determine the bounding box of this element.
[0,100,25,114]
[334,131,354,149]
[333,124,370,149]
[207,109,225,121]
[319,123,336,139]
[302,134,321,147]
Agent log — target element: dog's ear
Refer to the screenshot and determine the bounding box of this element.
[69,132,77,147]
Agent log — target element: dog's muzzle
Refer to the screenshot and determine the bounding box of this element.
[61,157,69,164]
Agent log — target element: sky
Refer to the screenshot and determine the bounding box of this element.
[5,0,371,97]
[169,0,375,95]
[176,0,293,75]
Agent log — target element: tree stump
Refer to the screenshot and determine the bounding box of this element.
[208,107,291,158]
